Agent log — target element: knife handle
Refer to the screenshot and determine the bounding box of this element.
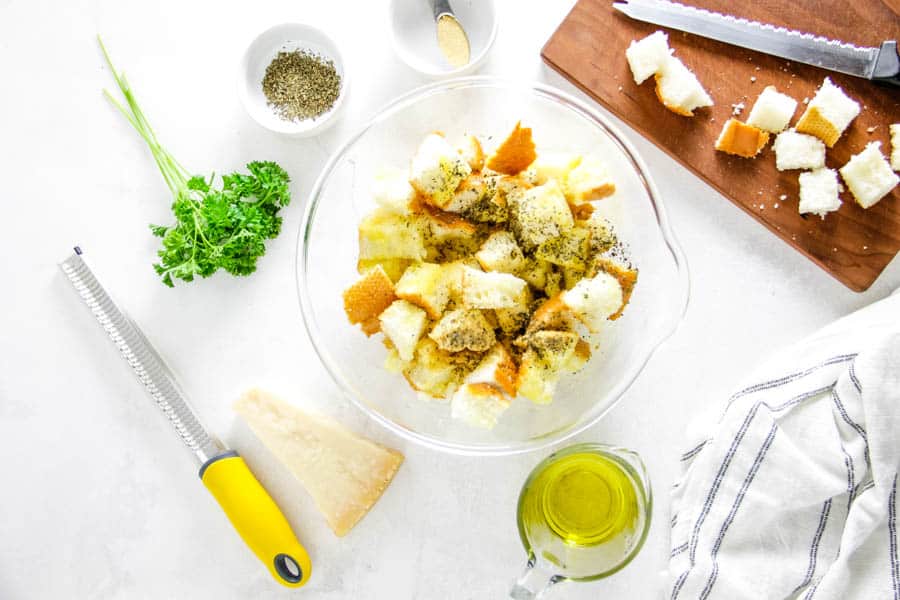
[200,452,312,588]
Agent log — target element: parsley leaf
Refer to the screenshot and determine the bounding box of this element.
[99,38,292,287]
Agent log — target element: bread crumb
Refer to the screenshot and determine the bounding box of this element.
[802,97,809,104]
[731,102,745,116]
[779,194,787,201]
[750,76,757,82]
[760,204,765,210]
[833,247,837,252]
[863,245,869,250]
[866,126,877,133]
[774,203,780,208]
[618,85,623,91]
[755,66,760,71]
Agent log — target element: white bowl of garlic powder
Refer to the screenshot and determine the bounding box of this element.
[390,0,498,77]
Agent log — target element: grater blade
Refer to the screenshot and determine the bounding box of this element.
[59,247,225,465]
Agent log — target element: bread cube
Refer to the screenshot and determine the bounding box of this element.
[509,180,574,250]
[526,296,575,334]
[396,262,449,318]
[415,203,478,246]
[798,168,841,218]
[516,256,553,291]
[839,142,899,209]
[371,167,415,214]
[475,231,526,273]
[456,135,485,172]
[565,339,591,373]
[625,31,671,84]
[383,345,408,373]
[461,266,528,309]
[409,133,472,209]
[772,130,826,171]
[342,265,397,328]
[379,300,428,361]
[544,268,563,298]
[357,258,411,283]
[654,56,714,116]
[516,349,561,405]
[715,119,769,158]
[535,228,591,270]
[746,86,797,133]
[891,124,900,172]
[562,267,585,291]
[560,271,624,332]
[527,330,579,371]
[358,210,427,261]
[465,344,518,396]
[579,215,617,256]
[588,257,638,321]
[486,121,537,176]
[494,284,532,335]
[441,258,479,306]
[444,175,491,214]
[565,155,616,203]
[403,338,459,398]
[462,176,507,224]
[450,383,512,429]
[796,77,860,147]
[529,153,583,187]
[428,309,496,352]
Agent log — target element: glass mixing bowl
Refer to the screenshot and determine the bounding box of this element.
[297,77,689,456]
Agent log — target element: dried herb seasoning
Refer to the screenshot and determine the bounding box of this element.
[262,50,341,122]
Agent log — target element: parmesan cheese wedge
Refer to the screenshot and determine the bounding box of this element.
[234,389,404,537]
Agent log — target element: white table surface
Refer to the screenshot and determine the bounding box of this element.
[1,1,897,598]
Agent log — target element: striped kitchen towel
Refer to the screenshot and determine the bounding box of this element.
[666,290,900,600]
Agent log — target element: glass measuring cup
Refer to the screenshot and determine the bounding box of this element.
[510,443,652,599]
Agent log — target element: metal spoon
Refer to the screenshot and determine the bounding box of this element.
[431,0,471,68]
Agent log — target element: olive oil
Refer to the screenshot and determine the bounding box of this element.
[516,445,651,581]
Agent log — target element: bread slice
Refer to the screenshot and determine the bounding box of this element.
[746,86,797,133]
[461,266,527,309]
[839,142,899,209]
[475,231,526,273]
[450,383,512,430]
[456,134,485,172]
[234,389,403,537]
[494,284,533,335]
[772,129,826,171]
[795,77,860,147]
[560,271,624,332]
[465,343,518,396]
[486,121,537,175]
[358,210,427,261]
[428,309,496,352]
[509,180,575,250]
[371,167,415,214]
[395,262,449,319]
[409,133,472,209]
[715,118,769,158]
[626,31,672,84]
[535,227,591,271]
[343,265,396,327]
[379,299,428,361]
[891,124,900,172]
[654,55,714,116]
[565,155,616,203]
[798,168,841,218]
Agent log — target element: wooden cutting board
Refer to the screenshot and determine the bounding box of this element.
[542,0,900,291]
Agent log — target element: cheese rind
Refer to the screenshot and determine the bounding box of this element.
[234,389,404,537]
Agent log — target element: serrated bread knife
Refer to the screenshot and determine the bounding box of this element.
[613,0,900,86]
[59,247,311,588]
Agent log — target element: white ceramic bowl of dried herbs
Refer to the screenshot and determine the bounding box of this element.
[239,23,348,137]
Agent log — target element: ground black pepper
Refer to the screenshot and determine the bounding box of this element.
[262,50,341,122]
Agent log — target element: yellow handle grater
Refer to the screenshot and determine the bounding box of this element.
[59,247,312,588]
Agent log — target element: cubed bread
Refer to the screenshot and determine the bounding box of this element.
[379,300,428,361]
[772,129,826,171]
[516,256,553,291]
[588,257,638,321]
[371,167,415,214]
[444,175,491,214]
[383,345,408,373]
[358,210,427,261]
[839,142,899,209]
[715,118,769,158]
[494,285,533,335]
[798,168,841,218]
[403,339,460,398]
[441,258,479,305]
[543,268,563,298]
[414,202,479,257]
[529,153,583,187]
[357,258,411,283]
[450,383,512,429]
[795,77,860,147]
[535,228,591,271]
[465,344,518,396]
[409,133,472,209]
[395,262,449,318]
[560,271,624,332]
[526,330,579,371]
[891,124,900,171]
[462,176,507,224]
[562,267,585,291]
[342,265,397,327]
[456,135,485,172]
[509,180,575,250]
[565,339,591,373]
[654,55,714,116]
[428,309,496,352]
[526,296,575,334]
[579,215,616,256]
[475,231,526,273]
[746,86,797,133]
[565,155,616,203]
[625,31,671,84]
[461,266,528,309]
[516,349,561,405]
[486,121,537,175]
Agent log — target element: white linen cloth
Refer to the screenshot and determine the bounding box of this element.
[666,291,900,600]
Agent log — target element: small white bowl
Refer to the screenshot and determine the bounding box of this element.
[390,0,497,78]
[239,23,348,137]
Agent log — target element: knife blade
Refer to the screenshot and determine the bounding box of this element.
[613,0,900,86]
[59,247,312,588]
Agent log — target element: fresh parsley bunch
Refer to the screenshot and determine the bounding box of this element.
[99,38,291,287]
